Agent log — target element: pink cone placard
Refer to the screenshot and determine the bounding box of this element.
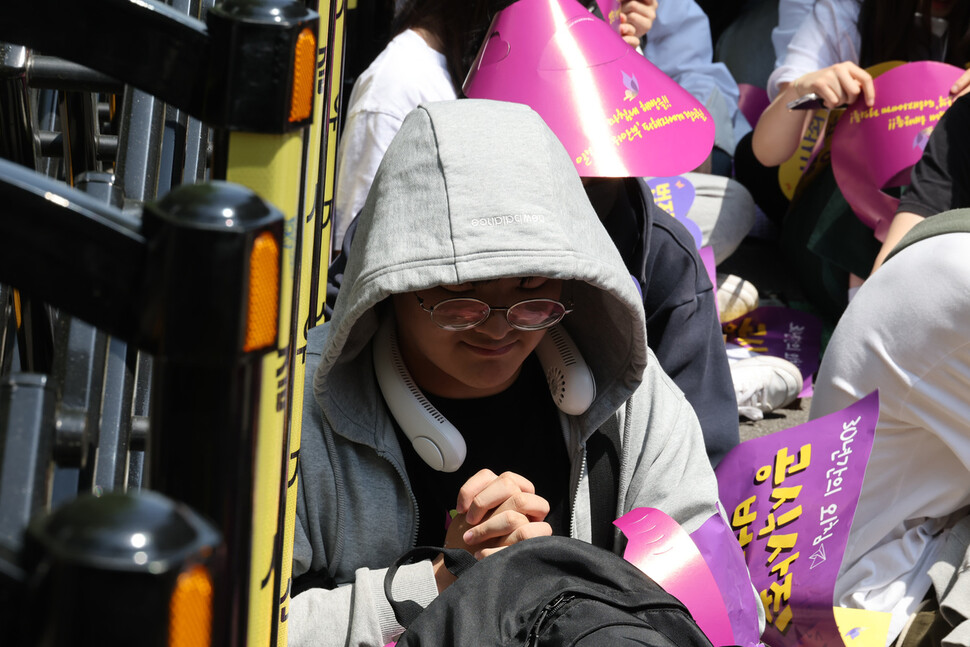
[831,61,964,241]
[463,0,715,177]
[616,508,737,646]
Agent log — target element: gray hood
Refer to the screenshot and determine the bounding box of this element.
[315,99,647,428]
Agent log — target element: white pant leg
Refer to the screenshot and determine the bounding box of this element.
[681,172,756,265]
[809,232,970,643]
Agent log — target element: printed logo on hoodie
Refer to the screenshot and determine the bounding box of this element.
[470,213,546,227]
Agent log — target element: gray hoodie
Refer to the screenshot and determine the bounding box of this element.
[289,99,724,647]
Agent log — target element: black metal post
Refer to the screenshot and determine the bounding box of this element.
[142,180,282,646]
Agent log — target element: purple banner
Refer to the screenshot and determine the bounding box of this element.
[648,175,703,250]
[715,391,879,647]
[648,176,697,220]
[723,306,822,398]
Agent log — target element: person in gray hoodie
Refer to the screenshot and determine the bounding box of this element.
[289,99,747,646]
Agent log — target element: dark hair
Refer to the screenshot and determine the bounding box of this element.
[391,0,510,93]
[857,0,970,67]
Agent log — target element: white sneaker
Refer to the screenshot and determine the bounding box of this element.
[730,356,803,421]
[716,273,759,323]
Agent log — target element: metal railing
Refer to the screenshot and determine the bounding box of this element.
[0,0,347,643]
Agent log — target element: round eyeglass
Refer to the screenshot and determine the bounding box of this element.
[415,293,572,331]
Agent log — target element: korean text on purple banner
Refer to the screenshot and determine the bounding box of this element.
[731,444,810,634]
[715,391,879,647]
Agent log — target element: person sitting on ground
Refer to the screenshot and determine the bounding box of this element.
[330,0,791,465]
[582,175,744,464]
[810,93,970,646]
[289,99,762,646]
[755,0,970,171]
[748,0,970,321]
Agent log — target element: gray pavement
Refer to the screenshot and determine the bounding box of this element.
[740,397,810,442]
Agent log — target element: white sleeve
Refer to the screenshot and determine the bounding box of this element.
[771,0,816,68]
[333,109,405,250]
[767,0,862,100]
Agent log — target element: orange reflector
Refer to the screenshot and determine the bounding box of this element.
[13,289,22,328]
[169,564,213,647]
[244,231,280,352]
[289,27,316,122]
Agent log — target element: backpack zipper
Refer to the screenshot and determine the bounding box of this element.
[527,592,576,646]
[569,443,587,540]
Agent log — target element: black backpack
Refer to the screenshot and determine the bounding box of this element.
[384,535,719,647]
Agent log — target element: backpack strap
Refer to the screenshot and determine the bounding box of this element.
[586,418,621,550]
[885,208,970,265]
[384,546,478,627]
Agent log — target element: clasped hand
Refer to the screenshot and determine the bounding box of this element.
[433,469,552,592]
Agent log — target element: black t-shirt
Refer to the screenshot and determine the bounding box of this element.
[396,354,571,547]
[898,93,970,217]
